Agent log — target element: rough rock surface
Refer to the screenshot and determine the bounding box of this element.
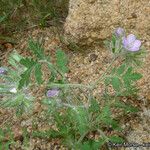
[64,0,150,46]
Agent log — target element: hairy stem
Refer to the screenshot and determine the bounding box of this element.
[90,56,118,90]
[47,83,92,89]
[97,129,112,150]
[77,131,89,144]
[39,60,66,80]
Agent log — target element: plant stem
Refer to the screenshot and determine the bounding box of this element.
[41,55,118,91]
[97,129,112,150]
[47,83,92,89]
[90,56,118,90]
[77,131,89,144]
[39,60,65,79]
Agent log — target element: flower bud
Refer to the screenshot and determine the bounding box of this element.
[115,27,125,37]
[47,89,60,98]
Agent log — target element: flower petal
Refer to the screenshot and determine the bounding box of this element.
[122,37,128,48]
[129,40,141,51]
[127,34,136,44]
[47,89,60,98]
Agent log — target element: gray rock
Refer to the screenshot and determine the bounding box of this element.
[64,0,150,46]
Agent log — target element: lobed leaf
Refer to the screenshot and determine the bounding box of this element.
[130,73,142,81]
[56,49,68,74]
[111,77,122,92]
[28,38,45,59]
[117,64,126,75]
[109,136,124,143]
[114,101,139,113]
[19,68,32,89]
[19,58,43,88]
[34,63,43,84]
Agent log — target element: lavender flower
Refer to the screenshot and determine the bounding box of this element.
[0,67,7,75]
[122,34,141,52]
[115,27,125,37]
[47,89,60,98]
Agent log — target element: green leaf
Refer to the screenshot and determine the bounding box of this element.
[89,99,100,113]
[28,38,45,59]
[0,129,4,141]
[100,106,121,130]
[56,49,68,73]
[111,67,116,75]
[117,64,126,75]
[8,51,23,68]
[110,120,122,131]
[125,67,133,76]
[114,101,139,113]
[81,139,105,150]
[104,77,111,86]
[111,77,122,92]
[109,136,124,143]
[35,63,43,84]
[32,130,61,139]
[10,51,22,62]
[101,105,111,118]
[130,73,142,81]
[48,72,55,82]
[19,58,43,88]
[20,58,35,68]
[19,68,32,89]
[73,108,89,135]
[100,105,112,125]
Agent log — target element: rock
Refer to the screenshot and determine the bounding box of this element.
[64,0,150,46]
[89,53,98,62]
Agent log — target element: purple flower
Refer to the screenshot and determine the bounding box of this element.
[47,89,60,98]
[115,27,125,37]
[0,67,7,75]
[122,34,141,52]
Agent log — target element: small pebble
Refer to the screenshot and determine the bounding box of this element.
[89,53,98,62]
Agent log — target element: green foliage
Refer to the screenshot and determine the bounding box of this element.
[41,97,125,149]
[109,136,124,143]
[0,0,69,33]
[22,128,30,149]
[0,127,15,150]
[19,58,43,88]
[0,52,34,116]
[114,100,139,113]
[34,63,43,84]
[32,130,61,139]
[19,39,69,88]
[111,77,122,92]
[56,49,68,74]
[105,64,142,96]
[28,38,45,59]
[79,139,106,150]
[0,29,145,149]
[124,48,146,66]
[105,34,122,54]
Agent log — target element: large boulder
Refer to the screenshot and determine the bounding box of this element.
[64,0,150,46]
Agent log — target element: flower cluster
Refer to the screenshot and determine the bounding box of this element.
[115,28,141,52]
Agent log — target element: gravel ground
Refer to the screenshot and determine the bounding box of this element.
[0,26,150,149]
